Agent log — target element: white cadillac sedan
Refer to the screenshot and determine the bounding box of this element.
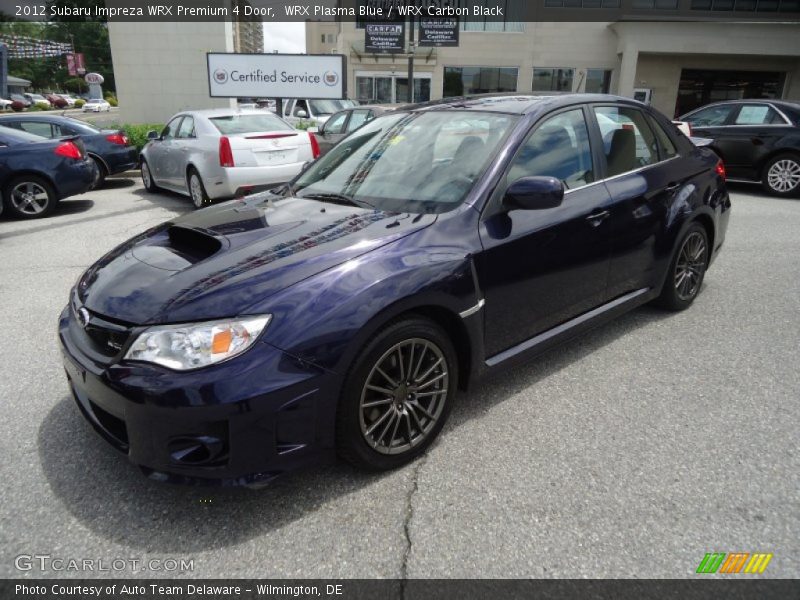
[140,109,318,208]
[83,98,111,112]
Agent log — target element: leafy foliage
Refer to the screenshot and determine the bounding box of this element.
[119,123,164,152]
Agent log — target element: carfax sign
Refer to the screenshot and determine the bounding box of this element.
[207,53,347,99]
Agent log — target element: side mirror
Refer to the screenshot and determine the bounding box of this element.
[503,176,564,211]
[295,109,308,118]
[147,130,160,140]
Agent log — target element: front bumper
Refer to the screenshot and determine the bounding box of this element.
[58,305,341,486]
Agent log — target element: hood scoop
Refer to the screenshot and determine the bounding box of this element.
[167,226,223,261]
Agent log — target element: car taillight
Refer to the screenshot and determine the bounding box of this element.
[54,141,82,160]
[715,160,726,181]
[308,131,320,159]
[219,136,235,167]
[106,133,129,145]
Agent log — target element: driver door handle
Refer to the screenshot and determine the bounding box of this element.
[586,210,610,225]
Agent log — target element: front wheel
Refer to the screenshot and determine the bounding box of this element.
[336,317,458,471]
[762,153,800,197]
[655,223,709,311]
[140,159,158,192]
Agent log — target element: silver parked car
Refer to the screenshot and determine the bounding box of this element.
[140,109,319,208]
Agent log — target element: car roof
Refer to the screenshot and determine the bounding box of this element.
[179,108,278,118]
[402,93,646,116]
[0,113,69,122]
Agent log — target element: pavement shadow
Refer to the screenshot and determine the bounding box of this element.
[53,199,95,216]
[100,178,137,190]
[38,302,677,553]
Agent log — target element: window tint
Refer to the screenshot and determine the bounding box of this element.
[177,116,195,138]
[684,104,734,126]
[734,105,785,125]
[161,117,182,139]
[507,108,595,191]
[646,114,678,159]
[324,111,349,135]
[532,68,574,92]
[209,114,293,134]
[19,121,54,138]
[347,109,372,132]
[594,106,659,176]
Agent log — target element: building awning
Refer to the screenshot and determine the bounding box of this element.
[7,75,32,87]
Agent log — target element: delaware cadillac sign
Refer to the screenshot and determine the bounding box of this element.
[207,53,346,99]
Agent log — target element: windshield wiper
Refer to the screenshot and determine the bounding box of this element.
[299,192,374,209]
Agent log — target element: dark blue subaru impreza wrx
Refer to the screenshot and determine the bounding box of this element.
[59,94,730,486]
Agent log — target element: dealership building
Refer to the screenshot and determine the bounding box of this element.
[307,12,800,118]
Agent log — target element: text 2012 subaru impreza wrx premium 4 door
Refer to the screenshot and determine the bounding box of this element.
[60,94,730,486]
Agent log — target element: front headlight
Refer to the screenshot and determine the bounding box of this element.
[124,315,271,371]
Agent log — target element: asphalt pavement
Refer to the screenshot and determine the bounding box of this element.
[0,179,797,580]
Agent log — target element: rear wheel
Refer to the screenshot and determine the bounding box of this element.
[762,153,800,197]
[3,176,57,219]
[336,317,457,471]
[90,156,107,189]
[141,159,158,192]
[655,223,709,311]
[188,169,209,209]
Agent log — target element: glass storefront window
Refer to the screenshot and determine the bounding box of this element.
[356,75,432,104]
[585,69,612,94]
[443,67,519,97]
[532,68,575,92]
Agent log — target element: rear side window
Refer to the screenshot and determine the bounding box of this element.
[18,121,54,138]
[594,106,659,177]
[209,114,293,135]
[734,105,785,125]
[684,104,734,127]
[646,114,678,160]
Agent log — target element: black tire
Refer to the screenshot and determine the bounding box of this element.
[654,223,709,311]
[761,153,800,197]
[140,159,158,192]
[336,317,458,471]
[2,175,58,219]
[90,156,107,189]
[187,168,210,209]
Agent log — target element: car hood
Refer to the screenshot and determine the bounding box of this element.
[77,195,436,324]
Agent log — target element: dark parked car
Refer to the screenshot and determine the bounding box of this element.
[0,114,138,187]
[314,104,399,155]
[0,126,97,219]
[680,100,800,197]
[9,94,31,108]
[60,94,730,486]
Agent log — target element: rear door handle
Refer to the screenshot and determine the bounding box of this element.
[586,210,610,225]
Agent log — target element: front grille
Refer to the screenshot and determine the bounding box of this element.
[71,299,133,359]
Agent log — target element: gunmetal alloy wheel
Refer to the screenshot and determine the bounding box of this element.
[9,181,51,216]
[674,231,708,301]
[359,338,448,455]
[766,157,800,195]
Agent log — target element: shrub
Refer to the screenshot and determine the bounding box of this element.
[29,101,51,112]
[105,95,118,107]
[74,99,86,109]
[10,100,25,112]
[294,120,316,131]
[120,123,164,152]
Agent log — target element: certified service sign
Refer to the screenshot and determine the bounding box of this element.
[207,53,346,99]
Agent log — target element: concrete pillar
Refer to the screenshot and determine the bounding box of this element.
[617,44,639,99]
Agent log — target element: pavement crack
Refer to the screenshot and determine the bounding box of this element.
[400,454,427,597]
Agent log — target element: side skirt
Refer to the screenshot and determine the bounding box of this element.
[485,288,653,368]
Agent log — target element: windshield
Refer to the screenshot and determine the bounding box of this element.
[209,113,293,134]
[309,99,358,116]
[293,110,518,214]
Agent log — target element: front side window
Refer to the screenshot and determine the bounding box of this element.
[506,108,595,191]
[443,67,518,97]
[683,104,734,126]
[161,117,182,139]
[293,111,518,213]
[734,105,785,125]
[532,68,575,92]
[324,111,349,135]
[177,117,195,139]
[346,109,372,132]
[594,106,660,176]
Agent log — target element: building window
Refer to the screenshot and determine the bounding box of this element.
[631,0,679,7]
[691,0,799,9]
[532,68,574,92]
[544,0,621,7]
[461,0,524,31]
[585,69,612,93]
[443,67,519,97]
[356,75,432,104]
